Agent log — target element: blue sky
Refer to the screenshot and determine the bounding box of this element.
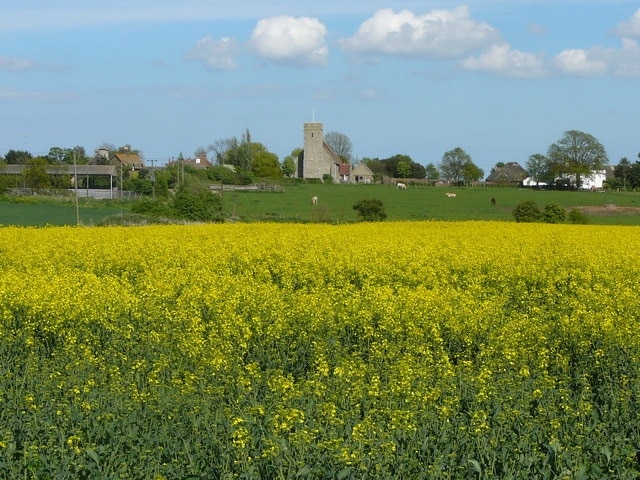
[1,1,639,174]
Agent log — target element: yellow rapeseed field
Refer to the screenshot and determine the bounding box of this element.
[1,221,639,478]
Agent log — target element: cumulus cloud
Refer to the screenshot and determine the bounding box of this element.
[553,40,640,78]
[0,55,36,72]
[462,44,546,78]
[613,8,640,37]
[249,16,328,67]
[184,36,238,70]
[553,48,608,76]
[340,7,500,60]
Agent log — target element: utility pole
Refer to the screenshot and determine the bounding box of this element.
[150,159,156,199]
[73,148,79,225]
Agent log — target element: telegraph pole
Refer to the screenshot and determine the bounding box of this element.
[73,148,80,225]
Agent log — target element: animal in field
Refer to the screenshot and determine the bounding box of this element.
[491,197,496,205]
[396,182,406,190]
[445,192,456,198]
[311,195,318,205]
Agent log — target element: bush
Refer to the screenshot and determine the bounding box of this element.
[568,208,589,224]
[513,200,542,223]
[542,203,567,224]
[173,186,223,222]
[353,198,387,222]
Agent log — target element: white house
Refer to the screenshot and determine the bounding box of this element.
[557,170,607,190]
[523,169,607,190]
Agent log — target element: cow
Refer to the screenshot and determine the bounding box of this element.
[311,195,318,205]
[445,192,456,198]
[396,182,407,190]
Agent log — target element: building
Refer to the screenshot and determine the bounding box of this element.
[351,162,375,184]
[110,149,144,170]
[297,122,343,182]
[485,162,529,186]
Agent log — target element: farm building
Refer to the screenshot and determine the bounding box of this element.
[485,162,529,186]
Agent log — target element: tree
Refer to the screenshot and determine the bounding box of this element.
[613,157,632,190]
[526,153,553,186]
[252,147,281,178]
[440,147,479,185]
[353,198,386,222]
[547,130,608,188]
[462,161,483,184]
[23,157,50,189]
[324,131,352,163]
[5,149,32,165]
[425,163,440,182]
[282,148,300,178]
[396,161,412,178]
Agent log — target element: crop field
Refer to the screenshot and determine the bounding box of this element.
[1,222,640,478]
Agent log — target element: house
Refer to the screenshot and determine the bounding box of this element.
[351,162,375,184]
[485,162,529,186]
[557,170,607,190]
[110,148,144,170]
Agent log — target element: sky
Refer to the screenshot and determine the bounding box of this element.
[1,1,640,174]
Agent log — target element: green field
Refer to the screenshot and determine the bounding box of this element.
[2,185,640,226]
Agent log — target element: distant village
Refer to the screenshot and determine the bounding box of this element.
[0,123,626,199]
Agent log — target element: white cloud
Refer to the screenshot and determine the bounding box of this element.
[613,8,640,37]
[610,38,640,77]
[462,44,546,77]
[340,7,500,60]
[249,16,328,67]
[553,39,640,77]
[184,36,238,70]
[553,49,608,76]
[0,55,36,72]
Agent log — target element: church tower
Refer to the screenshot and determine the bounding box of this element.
[298,122,325,179]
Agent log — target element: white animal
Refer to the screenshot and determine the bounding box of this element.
[445,192,456,198]
[396,182,406,190]
[311,195,318,205]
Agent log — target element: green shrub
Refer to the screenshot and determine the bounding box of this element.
[173,186,223,222]
[568,208,589,224]
[513,200,542,223]
[353,198,387,222]
[542,203,567,224]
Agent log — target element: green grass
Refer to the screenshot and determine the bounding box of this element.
[223,184,640,224]
[2,185,640,226]
[0,196,132,226]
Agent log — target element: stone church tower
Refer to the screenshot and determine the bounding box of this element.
[297,122,342,180]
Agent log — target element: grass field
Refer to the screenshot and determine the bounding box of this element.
[2,185,640,225]
[220,184,640,224]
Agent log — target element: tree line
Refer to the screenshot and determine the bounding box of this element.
[2,129,638,191]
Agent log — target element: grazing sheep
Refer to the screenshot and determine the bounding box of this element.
[396,182,407,190]
[311,195,318,205]
[445,192,456,198]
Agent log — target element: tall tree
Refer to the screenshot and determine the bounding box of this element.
[547,130,608,188]
[440,147,473,184]
[526,153,553,186]
[324,131,352,163]
[462,161,484,184]
[613,157,631,190]
[425,162,440,181]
